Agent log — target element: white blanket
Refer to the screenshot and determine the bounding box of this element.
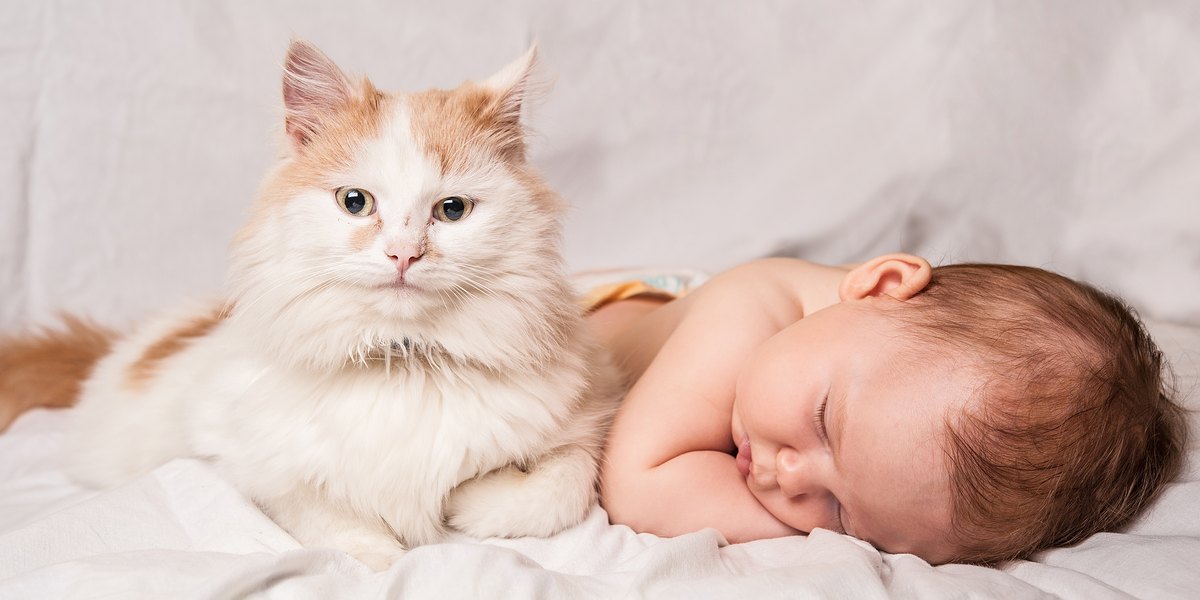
[1,319,1198,599]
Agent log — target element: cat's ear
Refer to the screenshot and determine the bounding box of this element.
[282,40,357,149]
[479,46,542,162]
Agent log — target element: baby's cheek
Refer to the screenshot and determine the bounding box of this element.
[746,486,809,534]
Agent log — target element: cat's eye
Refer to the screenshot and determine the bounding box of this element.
[433,196,474,222]
[335,187,376,216]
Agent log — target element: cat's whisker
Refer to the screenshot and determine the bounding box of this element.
[455,263,515,282]
[454,265,524,298]
[446,279,494,308]
[231,261,344,310]
[239,275,358,345]
[233,262,370,318]
[444,265,513,303]
[456,279,513,306]
[277,272,358,316]
[453,285,479,308]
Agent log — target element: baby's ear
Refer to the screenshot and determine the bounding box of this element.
[282,40,357,150]
[839,254,932,302]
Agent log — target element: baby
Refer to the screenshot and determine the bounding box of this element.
[592,254,1188,564]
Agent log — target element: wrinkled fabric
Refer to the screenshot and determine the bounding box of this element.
[1,319,1197,599]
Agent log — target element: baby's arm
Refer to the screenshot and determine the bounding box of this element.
[600,258,846,542]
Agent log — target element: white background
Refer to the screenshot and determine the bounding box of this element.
[2,1,1198,328]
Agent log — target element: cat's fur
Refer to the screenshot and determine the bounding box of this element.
[1,41,621,570]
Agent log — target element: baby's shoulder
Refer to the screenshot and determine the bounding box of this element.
[675,258,808,337]
[689,257,840,322]
[706,257,840,290]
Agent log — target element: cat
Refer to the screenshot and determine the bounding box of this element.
[0,40,622,571]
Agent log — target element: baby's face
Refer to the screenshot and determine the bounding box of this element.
[731,297,974,563]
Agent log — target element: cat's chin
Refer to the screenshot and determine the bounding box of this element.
[368,279,438,317]
[375,279,422,294]
[378,280,416,291]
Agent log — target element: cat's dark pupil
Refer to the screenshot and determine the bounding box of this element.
[345,190,366,214]
[442,197,465,220]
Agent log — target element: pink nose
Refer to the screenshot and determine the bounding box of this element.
[387,246,423,278]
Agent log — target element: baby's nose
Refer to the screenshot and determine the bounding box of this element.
[775,447,820,497]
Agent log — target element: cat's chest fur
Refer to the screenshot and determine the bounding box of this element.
[186,326,586,508]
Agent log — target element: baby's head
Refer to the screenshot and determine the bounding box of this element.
[894,264,1188,563]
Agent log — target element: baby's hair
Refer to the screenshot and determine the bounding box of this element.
[894,264,1188,564]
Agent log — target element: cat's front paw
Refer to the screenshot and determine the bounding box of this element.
[446,465,538,538]
[448,446,602,539]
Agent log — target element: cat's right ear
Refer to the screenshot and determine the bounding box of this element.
[282,40,356,150]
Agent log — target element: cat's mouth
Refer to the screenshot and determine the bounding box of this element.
[380,279,419,291]
[376,269,422,288]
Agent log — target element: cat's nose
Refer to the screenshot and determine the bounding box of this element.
[386,245,423,278]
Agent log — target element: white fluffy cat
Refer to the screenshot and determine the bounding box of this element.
[3,40,622,570]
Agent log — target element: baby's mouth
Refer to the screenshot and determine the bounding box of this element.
[735,435,752,478]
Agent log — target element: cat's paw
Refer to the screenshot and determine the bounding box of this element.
[446,464,591,539]
[446,465,535,538]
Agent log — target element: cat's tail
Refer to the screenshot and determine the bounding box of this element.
[0,316,116,432]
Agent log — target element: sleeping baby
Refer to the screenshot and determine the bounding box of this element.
[590,254,1187,564]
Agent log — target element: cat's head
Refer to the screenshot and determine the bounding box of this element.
[228,41,576,370]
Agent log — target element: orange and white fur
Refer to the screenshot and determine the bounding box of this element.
[0,41,621,570]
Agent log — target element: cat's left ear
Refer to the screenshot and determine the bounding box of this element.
[479,46,542,162]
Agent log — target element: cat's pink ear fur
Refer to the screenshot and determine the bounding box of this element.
[480,46,542,161]
[483,45,539,119]
[282,40,357,149]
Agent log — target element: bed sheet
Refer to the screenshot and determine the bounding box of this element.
[1,318,1197,599]
[3,1,1200,332]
